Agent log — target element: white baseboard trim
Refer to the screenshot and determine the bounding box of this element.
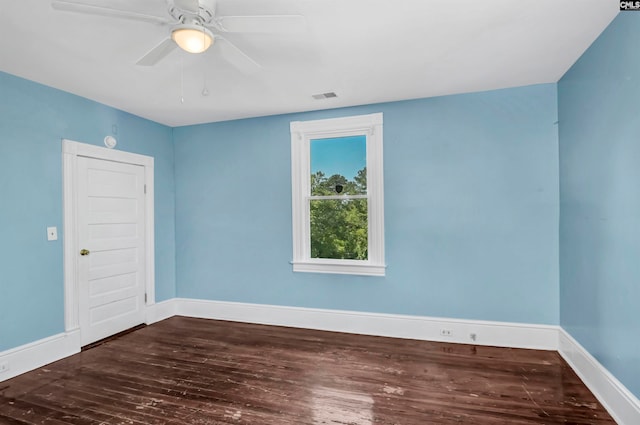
[558,328,640,425]
[175,298,559,350]
[0,329,80,382]
[146,299,177,325]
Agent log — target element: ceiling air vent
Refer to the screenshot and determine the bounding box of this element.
[312,92,338,100]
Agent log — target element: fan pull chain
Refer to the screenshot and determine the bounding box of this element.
[180,58,185,104]
[202,55,209,97]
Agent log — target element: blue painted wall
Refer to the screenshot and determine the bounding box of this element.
[174,84,559,325]
[0,71,176,352]
[559,13,640,398]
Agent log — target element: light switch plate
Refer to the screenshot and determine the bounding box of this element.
[47,226,58,241]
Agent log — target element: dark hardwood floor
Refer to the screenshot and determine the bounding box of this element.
[0,316,615,424]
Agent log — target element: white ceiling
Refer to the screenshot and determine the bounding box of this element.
[0,0,619,127]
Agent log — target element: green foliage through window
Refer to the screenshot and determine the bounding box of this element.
[310,169,368,260]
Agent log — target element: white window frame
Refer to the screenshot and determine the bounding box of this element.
[290,113,385,276]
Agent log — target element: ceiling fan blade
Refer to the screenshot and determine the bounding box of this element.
[216,37,262,75]
[174,0,200,14]
[52,0,170,25]
[136,38,178,66]
[217,15,307,34]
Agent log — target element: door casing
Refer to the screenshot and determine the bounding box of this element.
[62,139,155,336]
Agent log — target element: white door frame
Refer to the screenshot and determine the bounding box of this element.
[62,139,155,335]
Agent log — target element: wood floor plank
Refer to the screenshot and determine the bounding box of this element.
[0,316,616,424]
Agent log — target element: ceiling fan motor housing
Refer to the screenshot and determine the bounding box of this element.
[169,0,216,24]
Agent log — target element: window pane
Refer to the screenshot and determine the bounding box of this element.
[310,199,368,260]
[310,136,366,196]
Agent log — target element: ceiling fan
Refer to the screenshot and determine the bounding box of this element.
[51,0,306,72]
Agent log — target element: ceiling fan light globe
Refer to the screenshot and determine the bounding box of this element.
[171,26,214,54]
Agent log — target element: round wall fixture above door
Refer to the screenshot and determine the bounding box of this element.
[104,136,117,149]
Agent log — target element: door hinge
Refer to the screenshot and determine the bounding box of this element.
[144,184,147,194]
[144,293,147,303]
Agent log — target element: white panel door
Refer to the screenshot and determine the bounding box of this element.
[77,156,146,346]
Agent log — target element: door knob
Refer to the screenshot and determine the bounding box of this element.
[80,249,90,256]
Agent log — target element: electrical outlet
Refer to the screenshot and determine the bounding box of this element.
[0,361,9,374]
[47,226,58,241]
[440,329,452,337]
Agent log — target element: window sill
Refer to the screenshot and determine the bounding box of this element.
[291,260,386,276]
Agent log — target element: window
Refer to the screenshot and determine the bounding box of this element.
[290,113,385,276]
